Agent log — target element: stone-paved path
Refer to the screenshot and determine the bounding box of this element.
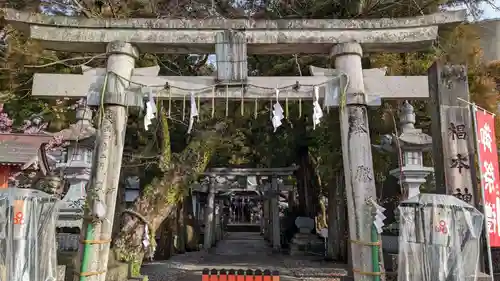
[141,232,349,281]
[141,232,300,281]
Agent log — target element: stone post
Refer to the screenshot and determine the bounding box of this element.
[196,194,202,224]
[76,41,139,281]
[259,200,265,235]
[211,200,216,245]
[428,62,478,205]
[271,176,280,251]
[215,200,222,241]
[212,200,219,245]
[219,199,225,239]
[203,178,216,249]
[331,43,378,281]
[263,193,270,240]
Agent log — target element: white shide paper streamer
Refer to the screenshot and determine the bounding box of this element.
[271,89,284,132]
[312,86,323,129]
[187,93,199,134]
[143,87,157,130]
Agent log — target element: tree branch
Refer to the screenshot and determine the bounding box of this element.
[71,0,93,17]
[24,54,106,68]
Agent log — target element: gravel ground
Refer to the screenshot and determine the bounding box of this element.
[140,250,207,281]
[282,258,349,281]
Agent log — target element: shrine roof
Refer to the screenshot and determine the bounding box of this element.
[4,9,465,54]
[0,133,52,165]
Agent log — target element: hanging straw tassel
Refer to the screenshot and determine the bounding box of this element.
[211,86,215,118]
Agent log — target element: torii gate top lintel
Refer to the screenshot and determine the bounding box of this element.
[5,9,465,54]
[203,166,298,177]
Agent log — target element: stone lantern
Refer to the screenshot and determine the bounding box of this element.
[377,101,434,200]
[51,102,96,250]
[376,101,435,267]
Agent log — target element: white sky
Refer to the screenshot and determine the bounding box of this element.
[481,1,500,19]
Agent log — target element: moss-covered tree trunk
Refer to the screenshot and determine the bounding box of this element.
[184,193,201,251]
[111,108,226,270]
[296,145,321,217]
[176,200,186,253]
[328,175,348,262]
[156,217,175,260]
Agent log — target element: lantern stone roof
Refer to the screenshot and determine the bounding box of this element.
[395,101,432,148]
[373,101,432,153]
[49,106,96,144]
[0,133,53,165]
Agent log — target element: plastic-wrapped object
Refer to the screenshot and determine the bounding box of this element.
[0,188,59,281]
[397,194,484,281]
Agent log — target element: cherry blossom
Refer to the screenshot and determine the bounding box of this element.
[0,104,13,133]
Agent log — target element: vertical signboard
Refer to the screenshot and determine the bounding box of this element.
[475,110,500,247]
[429,63,477,204]
[441,108,476,204]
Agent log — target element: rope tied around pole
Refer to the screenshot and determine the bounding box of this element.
[349,239,381,246]
[349,238,386,278]
[122,209,157,259]
[80,238,112,245]
[352,268,385,276]
[73,270,107,277]
[122,209,151,229]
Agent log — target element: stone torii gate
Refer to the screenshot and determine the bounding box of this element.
[5,9,466,281]
[201,167,298,251]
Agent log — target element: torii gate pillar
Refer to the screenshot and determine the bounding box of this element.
[332,43,378,281]
[271,176,281,251]
[75,41,139,281]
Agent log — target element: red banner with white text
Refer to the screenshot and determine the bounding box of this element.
[475,111,500,247]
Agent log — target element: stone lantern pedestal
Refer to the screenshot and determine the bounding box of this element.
[390,166,434,199]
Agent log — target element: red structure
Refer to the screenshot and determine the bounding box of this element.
[0,133,52,188]
[202,269,280,281]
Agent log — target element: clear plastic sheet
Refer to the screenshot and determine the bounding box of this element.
[0,188,59,281]
[397,194,484,281]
